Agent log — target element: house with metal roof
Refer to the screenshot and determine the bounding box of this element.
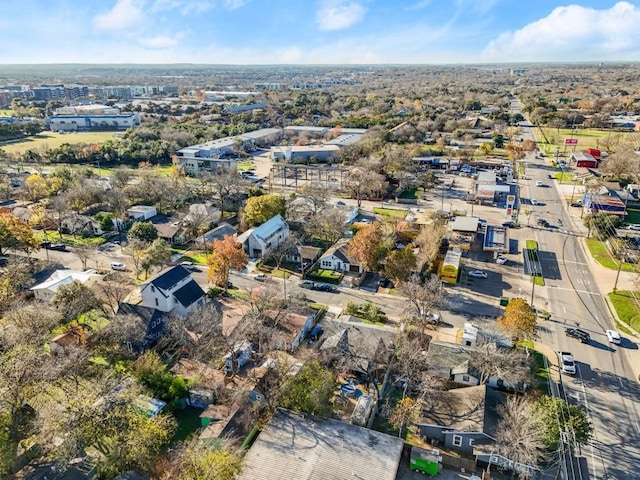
[139,265,206,317]
[237,408,404,480]
[31,269,99,302]
[237,214,289,258]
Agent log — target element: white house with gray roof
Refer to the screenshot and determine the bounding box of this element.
[140,265,206,317]
[237,214,289,258]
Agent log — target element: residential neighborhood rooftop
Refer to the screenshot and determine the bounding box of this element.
[237,408,404,480]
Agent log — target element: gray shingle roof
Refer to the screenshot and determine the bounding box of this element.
[237,408,403,480]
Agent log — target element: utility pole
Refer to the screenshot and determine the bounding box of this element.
[613,262,622,292]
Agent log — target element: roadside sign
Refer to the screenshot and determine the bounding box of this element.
[506,195,516,203]
[564,138,578,146]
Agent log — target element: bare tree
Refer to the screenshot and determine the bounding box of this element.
[158,304,225,363]
[343,159,388,207]
[495,396,547,478]
[469,339,532,386]
[74,244,94,271]
[91,313,148,359]
[304,207,346,245]
[96,272,135,315]
[398,275,445,332]
[296,182,333,217]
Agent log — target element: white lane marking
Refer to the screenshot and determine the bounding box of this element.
[636,422,640,434]
[562,259,588,265]
[619,378,624,389]
[549,286,601,295]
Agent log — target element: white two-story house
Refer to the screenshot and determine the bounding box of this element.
[140,265,207,317]
[237,214,289,258]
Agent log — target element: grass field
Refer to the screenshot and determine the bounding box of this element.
[0,131,120,155]
[534,127,625,155]
[373,207,407,218]
[608,291,640,333]
[585,239,640,272]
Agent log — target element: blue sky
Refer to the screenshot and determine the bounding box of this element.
[0,0,639,64]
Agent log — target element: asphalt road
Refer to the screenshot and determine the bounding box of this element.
[516,114,640,480]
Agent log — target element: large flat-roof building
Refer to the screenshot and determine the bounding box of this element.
[175,128,282,175]
[237,408,404,480]
[46,113,140,132]
[271,144,341,163]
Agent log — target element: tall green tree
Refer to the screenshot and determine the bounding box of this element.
[278,361,335,416]
[127,221,158,243]
[535,396,593,450]
[243,194,286,226]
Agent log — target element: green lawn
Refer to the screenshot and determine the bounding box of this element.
[35,229,107,247]
[0,131,120,155]
[237,160,255,171]
[174,250,209,265]
[373,207,407,218]
[535,127,626,154]
[608,291,640,333]
[533,276,545,286]
[585,239,640,272]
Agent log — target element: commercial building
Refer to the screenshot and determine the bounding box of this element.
[175,128,282,175]
[46,112,140,132]
[271,144,341,163]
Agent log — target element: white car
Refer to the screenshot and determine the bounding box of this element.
[628,224,640,231]
[110,262,126,271]
[254,273,268,282]
[468,270,488,279]
[606,329,621,345]
[531,199,539,205]
[496,255,508,265]
[180,261,195,270]
[535,181,543,187]
[558,351,576,375]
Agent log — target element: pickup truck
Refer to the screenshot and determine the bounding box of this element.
[558,351,576,375]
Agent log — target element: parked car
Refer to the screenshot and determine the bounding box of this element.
[565,327,590,344]
[378,278,395,289]
[426,311,441,325]
[314,283,336,292]
[570,201,583,207]
[531,199,539,205]
[254,273,268,282]
[299,280,315,289]
[558,351,576,375]
[496,255,508,265]
[502,221,517,228]
[467,270,488,279]
[628,224,640,231]
[180,261,195,270]
[606,329,621,345]
[536,218,549,227]
[535,181,543,187]
[110,262,126,271]
[48,243,68,252]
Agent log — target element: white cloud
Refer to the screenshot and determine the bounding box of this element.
[316,0,366,31]
[406,0,432,10]
[482,1,640,61]
[223,0,248,10]
[138,34,183,48]
[151,0,215,15]
[93,0,146,31]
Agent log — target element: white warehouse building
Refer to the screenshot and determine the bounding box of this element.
[175,128,282,175]
[46,113,140,132]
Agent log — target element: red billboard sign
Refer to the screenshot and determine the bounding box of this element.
[564,138,578,146]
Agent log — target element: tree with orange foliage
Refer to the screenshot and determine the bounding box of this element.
[206,236,248,289]
[348,223,384,272]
